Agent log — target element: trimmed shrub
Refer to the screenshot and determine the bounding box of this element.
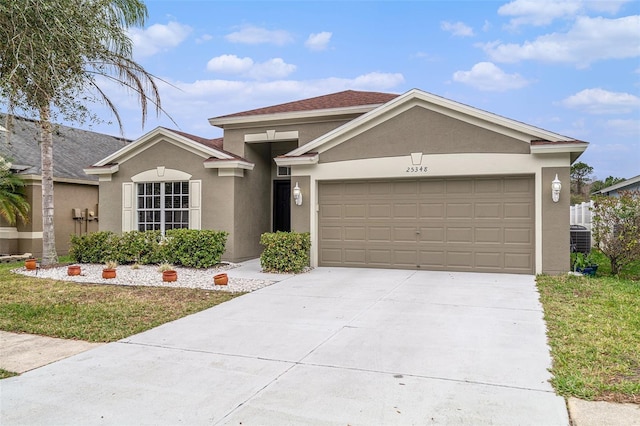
[260,231,310,273]
[69,231,114,263]
[69,229,227,267]
[163,229,228,268]
[106,230,164,265]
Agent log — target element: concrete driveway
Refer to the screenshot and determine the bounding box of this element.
[0,267,568,425]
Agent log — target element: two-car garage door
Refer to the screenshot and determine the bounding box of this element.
[318,176,535,274]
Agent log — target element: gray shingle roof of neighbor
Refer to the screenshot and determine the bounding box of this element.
[0,114,129,181]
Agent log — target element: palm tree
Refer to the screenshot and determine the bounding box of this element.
[0,0,165,265]
[0,157,29,225]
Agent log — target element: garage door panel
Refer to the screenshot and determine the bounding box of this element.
[393,250,418,266]
[504,253,533,271]
[504,177,533,193]
[418,250,446,267]
[320,226,342,241]
[446,203,473,219]
[447,227,473,243]
[475,203,501,219]
[504,202,532,219]
[504,227,532,245]
[369,227,391,242]
[319,176,534,274]
[344,227,366,241]
[420,203,445,218]
[369,204,392,218]
[447,251,473,268]
[419,179,445,195]
[475,252,502,269]
[393,203,418,218]
[366,249,391,265]
[419,227,444,243]
[446,180,473,194]
[475,227,501,244]
[320,204,342,219]
[475,178,502,193]
[394,227,418,242]
[344,204,366,218]
[344,248,366,264]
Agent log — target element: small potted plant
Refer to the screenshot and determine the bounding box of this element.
[214,273,228,286]
[67,265,81,276]
[573,252,598,277]
[24,257,37,270]
[158,262,177,282]
[102,261,117,279]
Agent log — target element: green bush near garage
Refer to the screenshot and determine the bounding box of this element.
[69,229,228,268]
[260,231,310,273]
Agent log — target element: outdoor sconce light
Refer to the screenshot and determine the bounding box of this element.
[551,174,562,203]
[293,182,302,206]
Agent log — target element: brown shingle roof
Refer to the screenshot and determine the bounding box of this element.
[163,128,223,150]
[215,90,399,119]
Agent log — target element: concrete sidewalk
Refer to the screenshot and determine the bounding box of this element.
[0,265,635,425]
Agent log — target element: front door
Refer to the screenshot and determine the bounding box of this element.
[273,180,291,232]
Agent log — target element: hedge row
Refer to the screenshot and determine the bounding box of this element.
[69,229,228,268]
[259,231,310,273]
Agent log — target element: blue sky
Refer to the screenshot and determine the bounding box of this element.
[81,1,639,180]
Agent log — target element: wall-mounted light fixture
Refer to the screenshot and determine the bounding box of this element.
[293,182,302,206]
[551,174,562,203]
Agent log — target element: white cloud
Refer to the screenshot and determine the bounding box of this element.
[452,62,530,91]
[128,21,192,58]
[604,119,640,137]
[561,88,640,114]
[225,25,293,45]
[481,15,640,68]
[196,34,213,44]
[206,55,254,74]
[206,55,296,80]
[441,21,475,37]
[305,32,332,51]
[498,0,630,28]
[246,58,297,80]
[498,0,582,28]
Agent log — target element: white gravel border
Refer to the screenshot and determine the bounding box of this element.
[12,263,276,293]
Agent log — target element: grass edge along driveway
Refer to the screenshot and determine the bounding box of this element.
[536,254,639,404]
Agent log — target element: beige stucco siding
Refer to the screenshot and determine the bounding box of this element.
[98,139,239,260]
[1,180,99,257]
[320,106,530,163]
[541,166,570,274]
[222,119,352,157]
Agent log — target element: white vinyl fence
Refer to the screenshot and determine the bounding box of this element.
[570,200,594,229]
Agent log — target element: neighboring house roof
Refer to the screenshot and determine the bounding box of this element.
[0,114,129,181]
[209,90,399,127]
[276,88,588,165]
[592,174,640,195]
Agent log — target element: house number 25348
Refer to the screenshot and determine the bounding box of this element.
[406,166,428,173]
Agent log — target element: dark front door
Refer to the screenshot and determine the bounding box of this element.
[273,180,291,232]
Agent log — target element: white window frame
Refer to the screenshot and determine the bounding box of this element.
[123,168,201,232]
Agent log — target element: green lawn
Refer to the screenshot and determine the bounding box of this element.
[536,251,640,403]
[0,259,242,343]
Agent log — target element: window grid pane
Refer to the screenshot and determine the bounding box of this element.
[137,181,189,232]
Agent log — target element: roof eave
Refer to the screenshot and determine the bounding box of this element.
[274,154,319,167]
[208,105,383,128]
[203,159,255,170]
[83,164,120,175]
